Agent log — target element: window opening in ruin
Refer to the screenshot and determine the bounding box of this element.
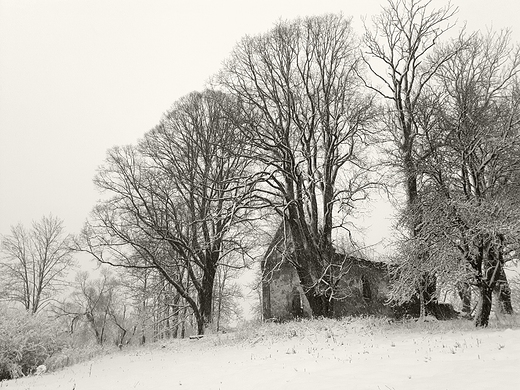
[361,276,372,301]
[291,288,304,318]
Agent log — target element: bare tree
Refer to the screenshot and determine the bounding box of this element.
[212,262,244,331]
[119,266,175,342]
[76,270,113,345]
[0,215,75,313]
[362,0,459,315]
[78,90,256,334]
[141,90,256,328]
[118,266,155,344]
[219,14,376,317]
[58,270,131,346]
[423,30,520,326]
[388,28,520,325]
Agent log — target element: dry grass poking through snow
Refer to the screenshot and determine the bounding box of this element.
[2,315,520,390]
[214,313,520,350]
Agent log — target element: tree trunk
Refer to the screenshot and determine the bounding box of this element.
[164,307,171,339]
[216,289,222,332]
[187,303,205,336]
[405,153,440,314]
[418,289,426,319]
[140,276,147,344]
[180,305,186,339]
[475,283,493,327]
[171,294,181,338]
[117,329,127,349]
[283,198,336,319]
[495,264,514,314]
[305,290,334,318]
[196,316,204,335]
[423,274,441,317]
[153,310,159,342]
[199,262,216,333]
[457,282,472,318]
[293,254,335,318]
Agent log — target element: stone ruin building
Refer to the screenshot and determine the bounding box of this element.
[261,225,397,321]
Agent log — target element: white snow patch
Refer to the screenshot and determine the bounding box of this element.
[3,318,519,390]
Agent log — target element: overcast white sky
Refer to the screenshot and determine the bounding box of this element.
[1,0,519,245]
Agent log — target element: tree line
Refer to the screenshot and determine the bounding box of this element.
[1,0,519,339]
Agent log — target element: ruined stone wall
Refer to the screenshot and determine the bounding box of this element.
[332,259,394,318]
[262,249,393,320]
[265,261,312,320]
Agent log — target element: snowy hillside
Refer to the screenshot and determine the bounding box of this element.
[3,317,519,390]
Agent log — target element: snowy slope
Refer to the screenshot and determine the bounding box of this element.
[3,318,519,390]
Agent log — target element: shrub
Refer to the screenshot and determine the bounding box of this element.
[0,307,68,380]
[44,342,115,373]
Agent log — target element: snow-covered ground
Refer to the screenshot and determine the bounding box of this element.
[2,317,519,390]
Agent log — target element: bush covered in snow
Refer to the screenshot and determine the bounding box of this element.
[0,307,68,380]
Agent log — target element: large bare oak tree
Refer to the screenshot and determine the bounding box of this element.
[79,90,255,334]
[219,14,376,316]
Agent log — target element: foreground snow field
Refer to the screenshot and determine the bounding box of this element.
[2,318,519,390]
